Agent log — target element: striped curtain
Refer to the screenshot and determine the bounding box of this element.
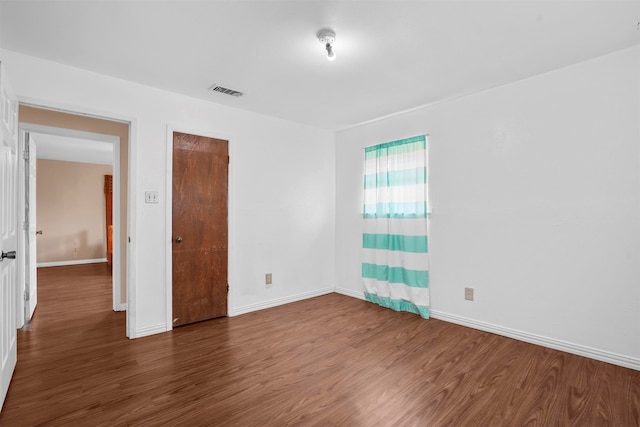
[362,135,429,318]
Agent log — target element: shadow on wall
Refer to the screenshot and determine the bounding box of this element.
[37,230,106,263]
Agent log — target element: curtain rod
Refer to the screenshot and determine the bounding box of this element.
[361,134,430,150]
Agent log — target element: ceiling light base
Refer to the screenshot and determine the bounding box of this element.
[317,29,335,45]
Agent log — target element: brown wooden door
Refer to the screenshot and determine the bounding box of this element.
[172,132,228,327]
[104,175,113,265]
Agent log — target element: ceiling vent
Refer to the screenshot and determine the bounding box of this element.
[208,84,243,97]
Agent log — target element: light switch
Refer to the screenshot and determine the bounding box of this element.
[145,191,159,203]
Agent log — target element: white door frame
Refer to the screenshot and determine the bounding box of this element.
[17,123,122,320]
[14,97,137,338]
[13,99,138,339]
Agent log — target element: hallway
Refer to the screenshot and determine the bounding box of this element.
[0,263,127,425]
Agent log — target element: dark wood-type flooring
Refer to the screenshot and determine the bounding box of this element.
[1,263,638,426]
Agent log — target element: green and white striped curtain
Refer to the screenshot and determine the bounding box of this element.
[362,135,429,318]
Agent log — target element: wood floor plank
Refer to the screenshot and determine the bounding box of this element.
[0,263,638,426]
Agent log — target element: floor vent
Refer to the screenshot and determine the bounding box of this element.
[208,85,243,97]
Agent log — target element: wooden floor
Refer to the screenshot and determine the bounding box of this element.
[0,264,638,426]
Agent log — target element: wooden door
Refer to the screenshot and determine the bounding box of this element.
[0,65,18,411]
[104,175,113,265]
[172,132,228,327]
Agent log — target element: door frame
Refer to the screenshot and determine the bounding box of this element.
[165,124,234,330]
[15,97,137,338]
[17,123,122,324]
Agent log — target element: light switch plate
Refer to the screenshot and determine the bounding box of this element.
[145,191,159,203]
[465,287,474,301]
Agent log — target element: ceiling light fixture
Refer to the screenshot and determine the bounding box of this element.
[317,29,336,61]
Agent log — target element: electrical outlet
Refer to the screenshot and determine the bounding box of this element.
[265,273,272,285]
[465,287,474,301]
[145,191,159,203]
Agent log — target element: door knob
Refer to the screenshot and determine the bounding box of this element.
[0,251,16,262]
[175,236,183,243]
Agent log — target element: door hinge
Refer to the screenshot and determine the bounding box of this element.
[22,221,28,232]
[24,290,30,302]
[23,151,29,161]
[227,284,229,292]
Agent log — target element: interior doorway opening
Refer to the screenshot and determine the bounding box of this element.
[17,105,130,335]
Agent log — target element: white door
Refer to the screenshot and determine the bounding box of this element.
[0,64,19,411]
[26,133,37,320]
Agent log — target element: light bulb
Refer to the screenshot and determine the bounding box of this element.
[326,43,336,61]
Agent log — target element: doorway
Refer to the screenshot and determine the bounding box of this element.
[18,125,119,326]
[170,131,229,327]
[17,104,130,335]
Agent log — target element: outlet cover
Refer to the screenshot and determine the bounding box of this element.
[265,273,272,285]
[145,191,159,203]
[465,287,474,301]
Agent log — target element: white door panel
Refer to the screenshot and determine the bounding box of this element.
[28,136,37,319]
[0,63,19,412]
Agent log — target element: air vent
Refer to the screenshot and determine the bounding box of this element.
[208,84,243,97]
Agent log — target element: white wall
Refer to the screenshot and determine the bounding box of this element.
[2,49,335,337]
[336,46,640,368]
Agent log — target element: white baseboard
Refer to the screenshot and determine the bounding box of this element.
[133,323,168,339]
[430,309,640,371]
[334,286,365,300]
[128,287,640,371]
[229,287,334,317]
[332,290,639,371]
[114,303,127,312]
[37,258,107,268]
[133,289,335,337]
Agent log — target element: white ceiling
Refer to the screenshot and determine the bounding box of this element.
[31,132,113,165]
[2,1,639,131]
